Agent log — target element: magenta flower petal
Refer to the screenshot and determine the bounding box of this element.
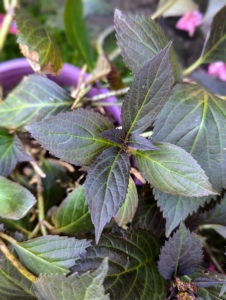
[208,62,226,82]
[176,10,202,37]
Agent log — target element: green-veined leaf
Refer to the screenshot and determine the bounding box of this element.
[41,159,69,212]
[0,75,74,130]
[201,5,226,63]
[0,128,31,176]
[64,0,94,69]
[114,10,181,82]
[152,84,226,235]
[52,185,93,235]
[0,257,36,300]
[84,147,130,243]
[158,223,203,280]
[26,109,116,166]
[34,258,109,300]
[135,143,216,197]
[12,236,90,276]
[16,8,63,75]
[114,176,138,227]
[132,184,165,238]
[121,44,173,136]
[0,176,36,219]
[70,230,168,300]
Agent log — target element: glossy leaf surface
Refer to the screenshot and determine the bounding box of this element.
[152,84,226,235]
[121,44,173,136]
[26,109,115,166]
[34,258,109,300]
[85,147,130,242]
[158,223,203,280]
[0,128,31,176]
[136,143,216,197]
[64,0,93,68]
[52,185,93,235]
[0,176,36,219]
[70,230,168,300]
[13,236,90,276]
[0,75,73,130]
[114,10,181,82]
[16,9,63,75]
[0,257,36,300]
[114,176,138,227]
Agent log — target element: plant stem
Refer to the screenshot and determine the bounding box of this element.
[0,0,19,53]
[151,0,177,20]
[27,223,40,239]
[96,25,115,55]
[85,87,129,102]
[182,57,204,76]
[0,237,36,282]
[37,177,47,236]
[91,101,122,107]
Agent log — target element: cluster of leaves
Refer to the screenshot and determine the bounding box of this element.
[1,1,226,299]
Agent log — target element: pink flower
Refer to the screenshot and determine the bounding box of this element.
[0,14,17,35]
[208,62,226,81]
[176,10,202,37]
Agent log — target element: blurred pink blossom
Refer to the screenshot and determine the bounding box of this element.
[176,11,202,37]
[0,14,17,35]
[208,62,226,81]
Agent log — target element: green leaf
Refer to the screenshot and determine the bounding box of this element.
[84,147,130,243]
[0,128,31,176]
[158,223,203,280]
[41,159,69,212]
[26,109,116,166]
[153,189,210,237]
[135,143,216,197]
[0,176,36,219]
[201,5,226,63]
[0,257,36,300]
[187,269,226,299]
[132,185,165,238]
[52,185,93,235]
[152,83,226,235]
[114,176,138,227]
[64,0,94,69]
[127,133,159,151]
[13,236,90,276]
[70,230,168,300]
[0,75,74,130]
[15,8,63,75]
[121,44,173,137]
[34,258,109,300]
[114,10,181,83]
[199,193,226,226]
